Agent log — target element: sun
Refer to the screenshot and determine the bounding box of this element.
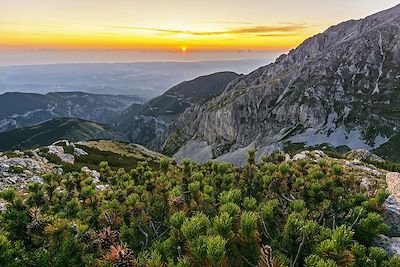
[181,46,187,53]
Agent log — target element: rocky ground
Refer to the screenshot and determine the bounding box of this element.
[0,140,104,210]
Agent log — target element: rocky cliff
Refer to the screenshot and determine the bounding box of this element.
[162,4,400,163]
[116,72,240,150]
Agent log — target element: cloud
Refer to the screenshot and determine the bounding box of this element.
[112,24,307,37]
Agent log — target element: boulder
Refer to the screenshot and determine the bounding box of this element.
[48,145,75,164]
[312,150,326,158]
[292,151,311,161]
[292,150,327,161]
[81,166,100,183]
[95,184,109,191]
[383,195,400,236]
[375,235,400,257]
[23,170,33,177]
[48,145,65,156]
[74,147,88,156]
[360,177,371,192]
[4,158,43,172]
[0,201,6,212]
[13,150,24,156]
[346,149,385,163]
[52,140,70,147]
[59,154,75,164]
[386,172,400,201]
[4,176,18,184]
[31,176,43,183]
[344,160,383,177]
[52,168,64,175]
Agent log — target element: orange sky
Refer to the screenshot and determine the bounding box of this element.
[1,0,398,51]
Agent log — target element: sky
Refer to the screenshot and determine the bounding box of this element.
[1,0,399,51]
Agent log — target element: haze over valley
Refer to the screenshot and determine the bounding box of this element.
[0,57,277,99]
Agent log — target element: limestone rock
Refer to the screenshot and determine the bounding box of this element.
[48,145,75,164]
[59,154,75,164]
[292,151,311,161]
[81,166,100,183]
[386,173,400,201]
[383,195,400,236]
[0,201,6,212]
[375,235,400,257]
[74,147,88,156]
[31,176,43,183]
[95,184,109,191]
[0,151,59,190]
[48,145,64,156]
[360,177,371,192]
[346,149,385,163]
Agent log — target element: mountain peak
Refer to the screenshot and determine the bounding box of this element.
[369,3,400,20]
[162,5,400,164]
[272,4,400,68]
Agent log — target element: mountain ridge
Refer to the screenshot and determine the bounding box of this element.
[0,117,127,151]
[159,4,400,163]
[0,91,143,132]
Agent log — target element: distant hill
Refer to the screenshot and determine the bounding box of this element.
[0,91,143,132]
[115,71,240,149]
[0,117,127,151]
[139,71,241,118]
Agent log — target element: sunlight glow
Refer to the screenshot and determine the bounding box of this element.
[0,0,398,51]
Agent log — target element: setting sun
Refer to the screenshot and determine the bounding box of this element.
[181,46,187,53]
[1,0,397,51]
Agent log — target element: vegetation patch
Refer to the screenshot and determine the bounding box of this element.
[0,151,398,266]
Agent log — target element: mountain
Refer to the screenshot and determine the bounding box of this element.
[0,118,127,151]
[159,4,400,163]
[115,72,240,149]
[0,91,143,132]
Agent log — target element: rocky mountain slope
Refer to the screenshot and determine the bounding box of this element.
[161,4,400,164]
[0,118,127,151]
[0,91,143,132]
[115,72,239,149]
[0,140,163,193]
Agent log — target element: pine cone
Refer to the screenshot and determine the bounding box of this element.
[98,227,119,249]
[106,244,136,267]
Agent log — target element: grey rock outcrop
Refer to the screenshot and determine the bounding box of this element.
[375,235,400,257]
[346,149,385,162]
[0,152,52,190]
[48,145,75,164]
[382,195,400,237]
[74,147,88,156]
[81,166,100,183]
[387,172,400,201]
[383,172,400,236]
